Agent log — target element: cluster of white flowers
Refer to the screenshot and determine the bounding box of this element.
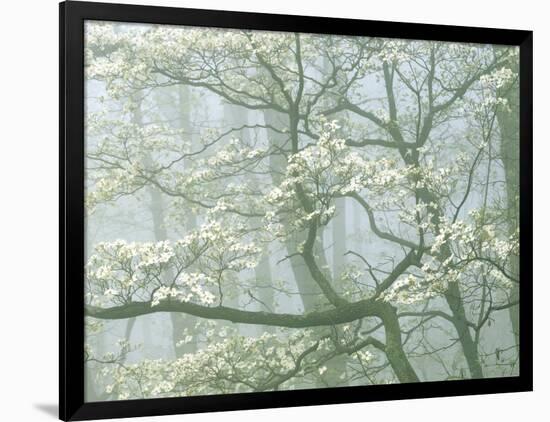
[206,138,266,167]
[263,119,406,236]
[469,67,517,117]
[86,217,264,307]
[95,324,376,399]
[86,169,139,211]
[429,220,477,255]
[407,161,455,195]
[383,209,519,305]
[382,266,452,305]
[86,22,314,106]
[377,40,411,64]
[479,67,515,90]
[354,350,374,364]
[85,113,196,212]
[151,276,215,307]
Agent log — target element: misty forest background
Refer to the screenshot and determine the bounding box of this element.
[83,21,520,401]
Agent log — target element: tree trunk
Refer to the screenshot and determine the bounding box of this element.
[264,109,328,312]
[418,187,483,378]
[378,303,420,383]
[444,282,483,378]
[496,57,520,351]
[327,197,349,385]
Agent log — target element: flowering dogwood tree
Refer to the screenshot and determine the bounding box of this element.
[83,21,520,400]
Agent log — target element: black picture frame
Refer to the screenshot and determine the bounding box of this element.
[60,1,533,420]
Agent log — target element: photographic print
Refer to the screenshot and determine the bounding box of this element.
[58,2,533,418]
[82,20,522,402]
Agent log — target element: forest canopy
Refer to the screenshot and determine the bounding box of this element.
[83,21,520,401]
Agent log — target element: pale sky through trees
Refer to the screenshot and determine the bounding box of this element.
[83,20,520,401]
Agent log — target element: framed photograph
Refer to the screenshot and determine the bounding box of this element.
[60,1,533,420]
